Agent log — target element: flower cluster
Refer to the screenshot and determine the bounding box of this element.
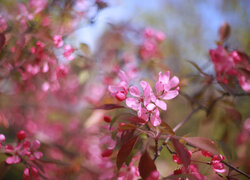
[108,70,179,126]
[2,130,43,180]
[140,27,165,60]
[209,46,250,92]
[201,150,226,174]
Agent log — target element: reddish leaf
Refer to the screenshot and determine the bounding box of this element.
[118,123,137,131]
[164,174,196,180]
[127,116,147,124]
[183,137,219,155]
[139,150,157,180]
[117,135,138,170]
[159,121,175,136]
[225,107,242,123]
[120,130,135,145]
[95,104,124,110]
[172,138,190,169]
[0,33,5,51]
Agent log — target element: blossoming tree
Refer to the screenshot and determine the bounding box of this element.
[0,0,250,180]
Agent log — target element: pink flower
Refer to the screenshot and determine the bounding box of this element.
[209,46,237,83]
[211,155,226,173]
[125,81,152,115]
[231,51,250,92]
[23,167,39,180]
[63,45,75,61]
[0,15,8,33]
[209,46,250,92]
[53,35,64,48]
[108,70,129,101]
[29,0,48,14]
[153,71,180,110]
[140,104,161,126]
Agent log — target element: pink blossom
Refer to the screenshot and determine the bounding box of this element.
[152,71,179,110]
[0,15,8,33]
[210,155,226,173]
[29,0,48,14]
[63,44,75,61]
[108,70,129,101]
[209,46,237,83]
[53,35,64,48]
[23,167,39,180]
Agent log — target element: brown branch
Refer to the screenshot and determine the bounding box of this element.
[222,160,250,179]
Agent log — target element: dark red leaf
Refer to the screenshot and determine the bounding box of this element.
[118,123,137,131]
[172,138,191,169]
[183,137,219,155]
[127,116,147,124]
[95,104,124,110]
[120,130,135,145]
[139,150,157,180]
[117,135,138,170]
[0,33,5,51]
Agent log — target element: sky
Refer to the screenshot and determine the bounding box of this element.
[73,0,250,68]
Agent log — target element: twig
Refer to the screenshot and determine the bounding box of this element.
[173,106,201,132]
[153,138,159,161]
[222,160,250,179]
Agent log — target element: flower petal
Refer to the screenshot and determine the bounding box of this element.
[129,86,141,97]
[162,90,179,100]
[155,99,167,110]
[126,97,140,110]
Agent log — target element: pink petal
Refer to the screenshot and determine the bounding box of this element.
[169,76,179,88]
[146,103,156,111]
[138,108,149,122]
[5,145,14,153]
[150,114,161,126]
[158,71,170,84]
[155,81,164,94]
[161,90,179,100]
[126,98,140,110]
[34,151,43,159]
[108,85,121,94]
[155,99,167,110]
[6,156,21,164]
[32,140,41,150]
[0,134,5,143]
[118,70,128,83]
[129,86,141,97]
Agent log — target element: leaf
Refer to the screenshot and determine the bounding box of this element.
[95,104,124,110]
[117,135,138,170]
[80,43,90,56]
[0,33,5,51]
[159,121,175,136]
[172,138,191,169]
[127,116,147,124]
[120,130,135,145]
[118,123,137,131]
[164,173,196,180]
[183,137,219,155]
[139,150,157,180]
[186,60,208,76]
[225,107,242,123]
